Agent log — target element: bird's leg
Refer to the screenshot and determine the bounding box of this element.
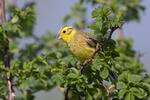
[87,59,95,62]
[91,59,95,62]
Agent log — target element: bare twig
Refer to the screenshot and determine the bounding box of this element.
[136,52,144,60]
[80,26,119,73]
[0,0,15,100]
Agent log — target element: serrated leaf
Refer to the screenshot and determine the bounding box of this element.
[100,67,109,79]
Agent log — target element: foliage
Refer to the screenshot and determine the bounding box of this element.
[0,0,149,100]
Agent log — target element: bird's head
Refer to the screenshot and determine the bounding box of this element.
[58,26,77,43]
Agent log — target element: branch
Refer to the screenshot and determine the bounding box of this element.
[64,25,120,98]
[64,86,71,100]
[79,26,119,94]
[64,86,82,100]
[0,0,15,100]
[80,26,119,73]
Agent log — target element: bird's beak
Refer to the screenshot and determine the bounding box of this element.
[58,35,62,39]
[56,32,62,39]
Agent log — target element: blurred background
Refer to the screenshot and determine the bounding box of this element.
[11,0,150,99]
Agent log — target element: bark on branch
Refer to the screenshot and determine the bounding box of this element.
[0,0,15,100]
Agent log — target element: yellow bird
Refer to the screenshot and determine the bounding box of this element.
[58,26,97,63]
[58,26,117,80]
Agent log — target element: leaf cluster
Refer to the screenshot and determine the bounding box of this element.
[0,0,149,100]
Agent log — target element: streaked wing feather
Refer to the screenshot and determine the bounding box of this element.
[86,37,97,48]
[81,32,97,49]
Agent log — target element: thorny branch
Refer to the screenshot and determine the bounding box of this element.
[0,0,15,100]
[64,26,120,99]
[80,26,120,73]
[79,26,120,94]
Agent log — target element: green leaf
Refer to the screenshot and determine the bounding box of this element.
[118,89,127,98]
[125,93,130,100]
[102,6,111,16]
[117,82,126,89]
[85,92,93,100]
[118,72,128,82]
[2,23,12,31]
[67,73,78,79]
[40,79,47,87]
[130,87,146,98]
[128,74,143,83]
[125,93,135,100]
[100,67,109,79]
[0,26,2,32]
[91,56,101,71]
[92,6,101,18]
[51,73,64,85]
[70,68,79,74]
[11,15,19,23]
[88,24,100,31]
[141,82,150,91]
[76,84,84,92]
[37,55,48,65]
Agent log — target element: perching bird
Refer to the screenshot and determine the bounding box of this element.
[58,26,117,79]
[58,26,97,63]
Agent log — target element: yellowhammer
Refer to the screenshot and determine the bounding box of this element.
[58,26,97,63]
[58,26,117,92]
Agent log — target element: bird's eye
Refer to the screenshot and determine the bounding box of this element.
[63,30,66,33]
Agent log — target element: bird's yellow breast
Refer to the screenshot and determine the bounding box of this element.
[68,33,95,63]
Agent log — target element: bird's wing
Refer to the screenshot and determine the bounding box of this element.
[81,32,97,49]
